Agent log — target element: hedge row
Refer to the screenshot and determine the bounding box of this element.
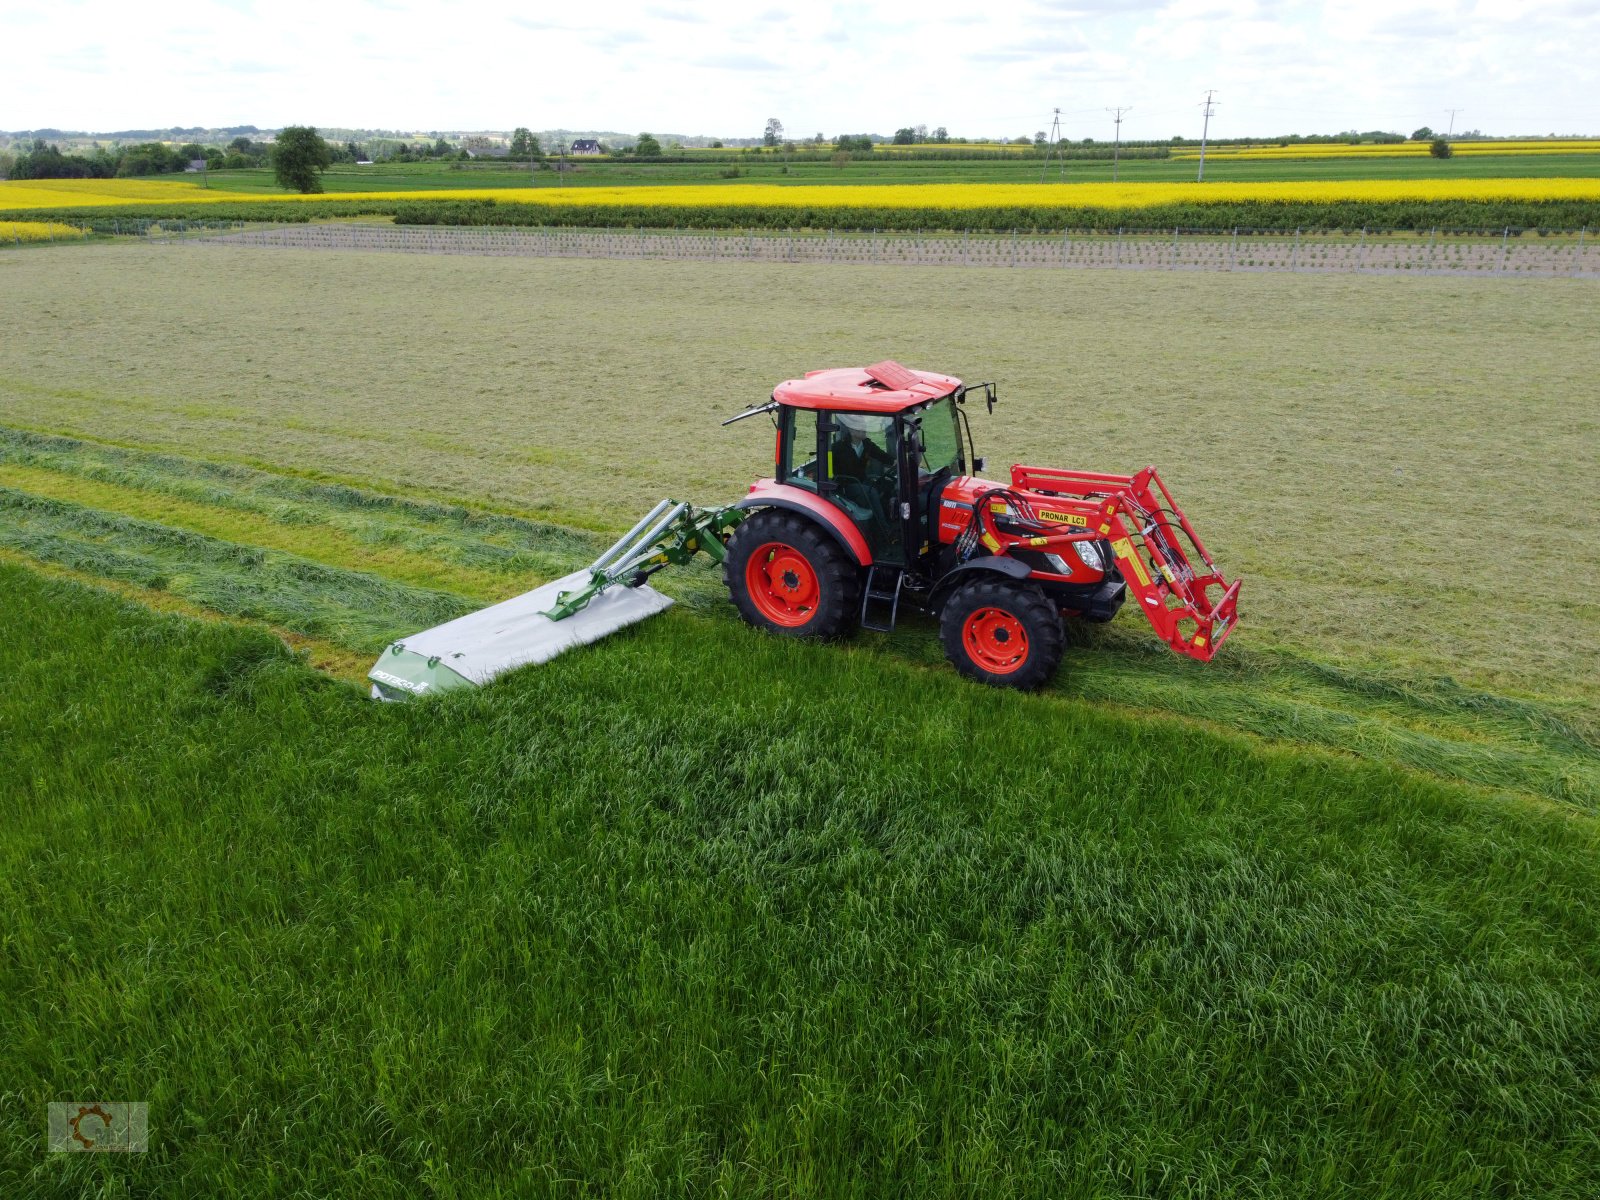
[390,198,1600,233]
[5,196,1597,234]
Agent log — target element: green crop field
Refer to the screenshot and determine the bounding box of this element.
[190,151,1600,194]
[3,239,1599,1195]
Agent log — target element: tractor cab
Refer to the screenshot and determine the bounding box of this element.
[769,361,972,570]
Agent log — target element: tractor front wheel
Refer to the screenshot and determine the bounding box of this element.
[724,509,861,639]
[939,579,1064,689]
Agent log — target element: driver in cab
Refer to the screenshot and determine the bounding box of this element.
[831,414,895,528]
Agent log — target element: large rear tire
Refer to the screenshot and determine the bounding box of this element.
[724,509,862,639]
[939,578,1064,689]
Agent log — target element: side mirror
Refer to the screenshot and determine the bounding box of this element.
[973,457,986,473]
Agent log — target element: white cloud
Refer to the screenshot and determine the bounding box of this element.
[0,0,1593,137]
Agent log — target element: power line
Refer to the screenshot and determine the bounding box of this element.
[1197,90,1218,181]
[1445,107,1464,137]
[1106,106,1131,182]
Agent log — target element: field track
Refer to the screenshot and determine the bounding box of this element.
[194,222,1600,277]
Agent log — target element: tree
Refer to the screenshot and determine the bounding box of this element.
[893,127,916,144]
[1429,137,1453,159]
[1411,126,1433,141]
[272,126,333,193]
[709,140,723,148]
[931,126,949,143]
[510,127,534,157]
[635,132,662,156]
[763,117,783,147]
[1034,130,1047,147]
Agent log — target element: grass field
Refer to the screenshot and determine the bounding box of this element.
[7,561,1600,1197]
[2,243,1595,702]
[160,152,1600,191]
[4,238,1599,1194]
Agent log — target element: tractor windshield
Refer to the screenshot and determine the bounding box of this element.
[916,395,964,478]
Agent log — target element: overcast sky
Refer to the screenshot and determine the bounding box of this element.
[4,0,1595,140]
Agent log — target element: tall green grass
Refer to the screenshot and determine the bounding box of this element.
[4,563,1599,1197]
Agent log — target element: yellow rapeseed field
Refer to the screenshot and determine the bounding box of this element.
[3,176,1600,213]
[0,220,88,242]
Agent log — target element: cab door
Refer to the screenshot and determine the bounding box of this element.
[819,412,905,565]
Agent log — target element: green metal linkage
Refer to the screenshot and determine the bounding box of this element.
[541,502,745,621]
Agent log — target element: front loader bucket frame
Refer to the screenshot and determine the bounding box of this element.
[1010,464,1240,661]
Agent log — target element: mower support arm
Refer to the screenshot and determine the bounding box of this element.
[541,501,745,621]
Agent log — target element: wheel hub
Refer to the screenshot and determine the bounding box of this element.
[744,541,821,627]
[962,606,1029,674]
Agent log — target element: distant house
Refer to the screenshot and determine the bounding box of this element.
[185,159,207,172]
[465,146,509,158]
[355,159,374,166]
[569,139,603,155]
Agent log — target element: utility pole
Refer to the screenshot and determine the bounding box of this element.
[1197,90,1218,182]
[1445,108,1463,137]
[1039,107,1066,182]
[1107,106,1131,182]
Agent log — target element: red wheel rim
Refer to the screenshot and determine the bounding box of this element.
[745,542,821,627]
[962,607,1029,674]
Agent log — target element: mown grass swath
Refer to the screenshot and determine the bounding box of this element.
[4,562,1600,1197]
[2,426,1595,808]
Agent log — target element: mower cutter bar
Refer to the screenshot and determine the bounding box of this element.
[367,499,744,700]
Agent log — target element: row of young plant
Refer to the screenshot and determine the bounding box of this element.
[388,197,1600,233]
[7,196,1598,234]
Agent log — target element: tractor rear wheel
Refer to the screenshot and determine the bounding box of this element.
[725,509,862,639]
[939,578,1064,689]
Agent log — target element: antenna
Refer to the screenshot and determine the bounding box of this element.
[1197,89,1218,182]
[1106,106,1132,182]
[1039,107,1066,182]
[1445,107,1463,138]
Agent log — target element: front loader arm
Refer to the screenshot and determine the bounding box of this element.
[1010,464,1241,661]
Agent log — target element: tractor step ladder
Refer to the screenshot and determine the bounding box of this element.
[859,564,906,632]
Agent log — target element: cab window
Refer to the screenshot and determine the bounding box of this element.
[781,407,820,490]
[916,396,964,477]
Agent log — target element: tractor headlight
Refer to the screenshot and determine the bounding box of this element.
[1072,540,1106,572]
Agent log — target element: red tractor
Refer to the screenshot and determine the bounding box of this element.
[368,361,1240,700]
[720,361,1240,688]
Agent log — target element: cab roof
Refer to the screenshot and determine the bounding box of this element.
[773,361,961,414]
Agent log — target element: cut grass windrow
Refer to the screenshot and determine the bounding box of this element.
[0,486,478,654]
[0,429,1595,809]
